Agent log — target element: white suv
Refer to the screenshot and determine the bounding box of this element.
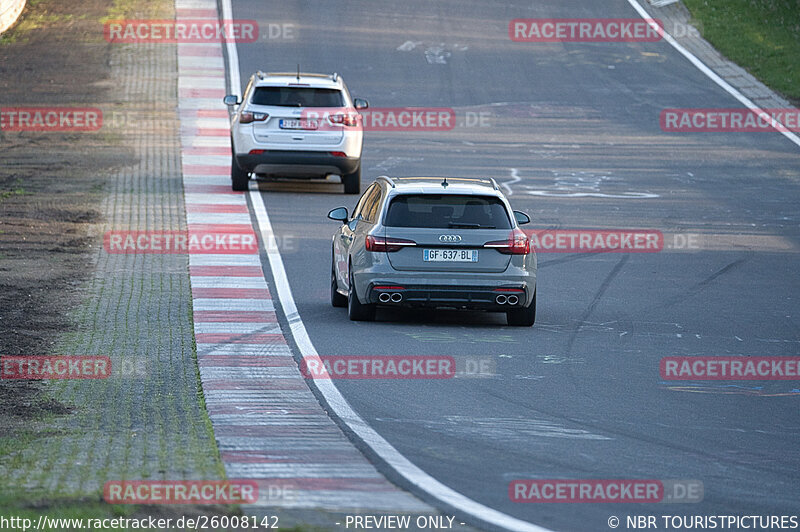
[224,72,368,193]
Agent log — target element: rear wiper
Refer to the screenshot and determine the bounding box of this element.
[448,222,495,229]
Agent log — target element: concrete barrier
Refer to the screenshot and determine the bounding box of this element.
[0,0,26,35]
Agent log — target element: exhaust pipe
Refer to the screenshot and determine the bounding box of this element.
[495,295,507,305]
[507,295,519,305]
[390,292,403,303]
[379,292,391,303]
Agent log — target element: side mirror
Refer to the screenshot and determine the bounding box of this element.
[223,95,241,106]
[328,207,348,223]
[513,211,531,225]
[354,98,369,110]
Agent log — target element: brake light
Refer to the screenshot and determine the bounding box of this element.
[484,228,530,255]
[365,235,416,253]
[328,112,359,127]
[240,111,268,124]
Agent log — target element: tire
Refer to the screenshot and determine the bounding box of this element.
[331,261,347,308]
[231,152,250,191]
[507,290,536,327]
[347,267,375,321]
[342,164,361,195]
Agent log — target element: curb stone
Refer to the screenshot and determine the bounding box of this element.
[174,1,456,528]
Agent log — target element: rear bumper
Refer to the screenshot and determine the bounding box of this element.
[236,150,359,177]
[366,283,531,310]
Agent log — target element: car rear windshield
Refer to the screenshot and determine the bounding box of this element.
[251,87,345,107]
[384,194,512,229]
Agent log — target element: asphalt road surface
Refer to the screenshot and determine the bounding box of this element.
[231,0,800,530]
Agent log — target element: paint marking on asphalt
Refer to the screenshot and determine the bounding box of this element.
[626,0,800,149]
[178,0,433,514]
[500,168,521,196]
[248,185,552,532]
[218,0,552,525]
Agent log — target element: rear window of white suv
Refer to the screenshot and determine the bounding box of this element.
[251,87,345,107]
[384,194,512,229]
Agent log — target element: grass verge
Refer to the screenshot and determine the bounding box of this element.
[681,0,800,104]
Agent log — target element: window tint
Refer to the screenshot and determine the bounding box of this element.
[251,87,344,107]
[384,194,512,229]
[361,186,383,223]
[352,183,377,221]
[242,78,255,102]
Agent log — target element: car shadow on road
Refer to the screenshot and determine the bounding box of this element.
[255,177,346,194]
[372,306,511,327]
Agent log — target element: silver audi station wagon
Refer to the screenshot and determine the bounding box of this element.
[328,176,537,326]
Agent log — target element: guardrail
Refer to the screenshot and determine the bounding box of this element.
[0,0,26,35]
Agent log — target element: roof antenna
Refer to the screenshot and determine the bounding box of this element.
[296,64,300,82]
[441,177,448,188]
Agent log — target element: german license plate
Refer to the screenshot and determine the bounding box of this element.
[423,249,478,262]
[279,119,318,130]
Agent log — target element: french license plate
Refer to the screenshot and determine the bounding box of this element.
[423,249,478,262]
[279,119,318,130]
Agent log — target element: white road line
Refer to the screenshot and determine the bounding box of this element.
[190,276,267,288]
[193,322,282,334]
[196,344,289,356]
[186,212,252,224]
[501,168,521,196]
[189,254,262,266]
[248,184,551,532]
[185,193,246,205]
[220,0,241,97]
[218,0,542,526]
[192,298,274,311]
[626,0,800,149]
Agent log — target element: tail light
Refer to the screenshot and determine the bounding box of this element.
[328,112,359,127]
[240,111,268,124]
[365,235,416,253]
[484,228,530,255]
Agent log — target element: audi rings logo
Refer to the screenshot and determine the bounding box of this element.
[439,234,462,243]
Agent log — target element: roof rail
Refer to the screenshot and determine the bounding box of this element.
[376,175,395,188]
[489,178,500,191]
[331,72,338,82]
[256,70,266,79]
[266,72,334,79]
